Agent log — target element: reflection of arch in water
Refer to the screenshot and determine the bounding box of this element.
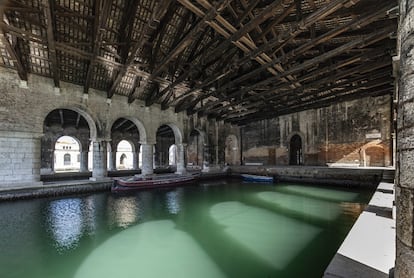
[225,134,239,165]
[289,134,303,165]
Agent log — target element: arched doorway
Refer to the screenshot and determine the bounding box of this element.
[116,140,133,170]
[289,134,303,165]
[54,136,81,172]
[155,125,176,169]
[110,118,141,171]
[42,109,91,174]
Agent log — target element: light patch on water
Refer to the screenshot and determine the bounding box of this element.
[280,185,359,202]
[209,201,321,270]
[256,191,341,221]
[75,220,226,278]
[47,198,83,251]
[165,188,182,215]
[106,196,140,228]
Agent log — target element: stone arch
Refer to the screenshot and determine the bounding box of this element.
[108,116,148,144]
[159,123,183,144]
[42,106,99,140]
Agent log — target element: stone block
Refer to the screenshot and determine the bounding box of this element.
[395,240,414,278]
[398,150,414,188]
[395,186,413,248]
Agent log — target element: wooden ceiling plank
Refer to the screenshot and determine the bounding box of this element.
[193,27,394,115]
[0,29,27,80]
[108,0,172,99]
[44,0,60,88]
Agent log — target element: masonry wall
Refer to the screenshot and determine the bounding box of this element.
[241,95,392,166]
[395,0,414,276]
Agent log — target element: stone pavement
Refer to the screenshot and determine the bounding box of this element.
[324,182,395,277]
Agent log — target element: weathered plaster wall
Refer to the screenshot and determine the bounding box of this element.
[241,95,392,166]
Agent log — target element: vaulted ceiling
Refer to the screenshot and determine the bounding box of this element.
[0,0,398,125]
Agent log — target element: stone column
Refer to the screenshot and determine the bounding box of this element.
[80,151,89,172]
[107,150,115,171]
[141,143,154,176]
[395,1,414,277]
[0,131,43,187]
[132,151,138,170]
[90,140,108,181]
[175,143,187,174]
[202,144,210,172]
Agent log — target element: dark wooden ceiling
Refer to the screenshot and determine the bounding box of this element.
[0,0,397,125]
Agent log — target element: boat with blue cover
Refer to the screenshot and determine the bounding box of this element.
[241,174,274,183]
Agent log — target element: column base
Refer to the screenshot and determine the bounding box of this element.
[89,177,111,182]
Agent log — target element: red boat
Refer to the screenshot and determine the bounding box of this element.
[111,173,198,192]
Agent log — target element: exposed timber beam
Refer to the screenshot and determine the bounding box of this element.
[84,0,112,94]
[108,0,172,100]
[193,25,394,115]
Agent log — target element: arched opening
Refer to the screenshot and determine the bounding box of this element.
[365,146,385,167]
[110,118,140,171]
[155,125,176,169]
[116,140,133,170]
[187,129,204,168]
[225,135,239,165]
[42,109,91,174]
[54,136,80,172]
[289,135,303,165]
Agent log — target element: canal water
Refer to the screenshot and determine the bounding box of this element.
[0,180,373,278]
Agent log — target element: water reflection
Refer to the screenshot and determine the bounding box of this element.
[106,196,140,228]
[165,188,183,215]
[47,198,83,252]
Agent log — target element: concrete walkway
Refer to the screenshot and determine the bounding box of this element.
[324,182,395,277]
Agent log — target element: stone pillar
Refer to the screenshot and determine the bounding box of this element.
[107,150,115,171]
[40,137,54,174]
[202,144,210,172]
[175,143,187,174]
[90,140,108,181]
[132,151,138,170]
[80,151,89,172]
[395,1,414,277]
[0,131,43,187]
[141,143,154,176]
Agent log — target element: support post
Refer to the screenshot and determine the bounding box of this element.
[175,143,187,174]
[141,143,154,176]
[90,139,108,181]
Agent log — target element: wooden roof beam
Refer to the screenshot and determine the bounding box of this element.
[194,26,394,115]
[108,0,172,100]
[84,0,117,94]
[148,0,231,82]
[174,0,365,111]
[44,0,60,88]
[0,29,27,81]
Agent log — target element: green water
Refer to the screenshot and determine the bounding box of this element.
[0,180,373,278]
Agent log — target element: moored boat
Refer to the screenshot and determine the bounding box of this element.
[241,174,274,183]
[111,173,198,192]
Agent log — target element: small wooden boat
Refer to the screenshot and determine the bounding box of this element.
[241,174,274,183]
[111,173,198,192]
